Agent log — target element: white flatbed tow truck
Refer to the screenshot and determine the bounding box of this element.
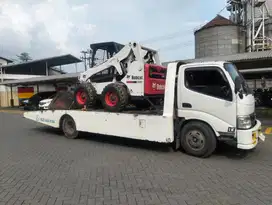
[23,61,265,158]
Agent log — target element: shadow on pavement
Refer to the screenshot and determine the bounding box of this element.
[32,126,172,153]
[213,141,260,160]
[32,126,262,159]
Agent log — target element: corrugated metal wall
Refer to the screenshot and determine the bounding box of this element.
[246,79,272,89]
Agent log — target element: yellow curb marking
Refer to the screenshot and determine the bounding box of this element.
[264,127,272,135]
[0,110,24,114]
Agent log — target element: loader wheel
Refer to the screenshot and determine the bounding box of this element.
[61,115,79,139]
[180,121,217,158]
[74,83,97,109]
[101,83,129,112]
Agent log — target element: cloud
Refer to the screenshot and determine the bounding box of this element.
[0,0,96,61]
[0,0,227,72]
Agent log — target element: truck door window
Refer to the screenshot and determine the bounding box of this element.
[185,67,232,101]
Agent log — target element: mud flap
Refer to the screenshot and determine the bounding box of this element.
[173,118,185,151]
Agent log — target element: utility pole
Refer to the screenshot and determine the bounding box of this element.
[87,49,92,68]
[80,50,88,71]
[0,63,3,83]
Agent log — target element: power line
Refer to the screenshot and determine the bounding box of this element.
[157,40,194,52]
[140,31,187,44]
[217,4,227,15]
[139,26,199,44]
[140,5,228,45]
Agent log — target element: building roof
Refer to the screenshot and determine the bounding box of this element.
[163,50,272,66]
[2,54,82,71]
[90,41,125,50]
[0,72,80,86]
[194,15,237,33]
[0,56,13,63]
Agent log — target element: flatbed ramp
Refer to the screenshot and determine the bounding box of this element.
[23,110,174,143]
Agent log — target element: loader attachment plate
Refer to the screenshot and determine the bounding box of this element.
[48,91,74,110]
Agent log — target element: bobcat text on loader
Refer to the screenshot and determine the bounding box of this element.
[23,59,265,158]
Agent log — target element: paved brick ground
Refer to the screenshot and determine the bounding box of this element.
[1,112,272,205]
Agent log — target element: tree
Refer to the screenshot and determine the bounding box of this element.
[17,52,32,62]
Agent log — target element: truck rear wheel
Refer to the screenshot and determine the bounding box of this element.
[74,83,97,109]
[61,115,79,139]
[101,83,129,112]
[180,121,217,158]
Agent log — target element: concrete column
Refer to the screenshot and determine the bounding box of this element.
[10,85,14,107]
[46,61,48,76]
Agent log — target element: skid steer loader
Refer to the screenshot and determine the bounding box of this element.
[73,41,167,112]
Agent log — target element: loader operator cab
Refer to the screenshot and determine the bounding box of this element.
[90,42,124,68]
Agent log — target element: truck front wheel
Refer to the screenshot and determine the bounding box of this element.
[180,121,217,158]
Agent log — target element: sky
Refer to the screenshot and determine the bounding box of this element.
[0,0,229,73]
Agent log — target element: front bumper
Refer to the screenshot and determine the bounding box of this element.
[236,120,265,150]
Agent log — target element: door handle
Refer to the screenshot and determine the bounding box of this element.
[182,103,192,108]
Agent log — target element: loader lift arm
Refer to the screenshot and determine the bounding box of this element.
[79,42,146,83]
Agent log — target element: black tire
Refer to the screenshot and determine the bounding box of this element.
[61,115,79,139]
[74,83,97,109]
[101,83,129,112]
[180,121,217,158]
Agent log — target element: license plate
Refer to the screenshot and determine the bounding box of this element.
[252,132,257,144]
[259,133,266,141]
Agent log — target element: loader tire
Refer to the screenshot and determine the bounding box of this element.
[101,83,129,112]
[74,83,97,109]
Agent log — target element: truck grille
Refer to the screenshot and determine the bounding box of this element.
[250,113,257,127]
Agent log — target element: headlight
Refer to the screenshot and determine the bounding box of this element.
[237,115,251,129]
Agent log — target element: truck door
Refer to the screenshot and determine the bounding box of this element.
[178,65,236,134]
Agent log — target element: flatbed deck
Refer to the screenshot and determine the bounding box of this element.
[24,107,174,143]
[48,106,164,115]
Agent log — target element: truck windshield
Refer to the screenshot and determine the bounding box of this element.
[224,63,252,95]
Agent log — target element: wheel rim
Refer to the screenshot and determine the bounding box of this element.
[185,130,205,151]
[64,118,75,135]
[76,89,87,105]
[105,92,118,107]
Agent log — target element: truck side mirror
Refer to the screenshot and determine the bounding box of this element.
[234,77,241,94]
[234,77,244,99]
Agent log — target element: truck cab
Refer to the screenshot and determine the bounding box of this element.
[174,61,263,153]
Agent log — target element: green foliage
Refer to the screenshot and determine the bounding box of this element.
[17,52,32,62]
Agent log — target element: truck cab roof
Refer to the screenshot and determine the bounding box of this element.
[170,61,231,71]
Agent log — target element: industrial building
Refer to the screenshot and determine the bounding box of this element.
[194,0,272,56]
[165,0,272,90]
[194,15,246,58]
[0,54,82,107]
[227,0,272,52]
[0,56,13,66]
